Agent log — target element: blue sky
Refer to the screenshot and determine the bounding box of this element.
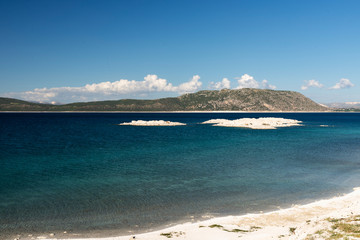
[0,0,359,104]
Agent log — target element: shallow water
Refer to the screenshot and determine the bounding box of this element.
[1,112,360,238]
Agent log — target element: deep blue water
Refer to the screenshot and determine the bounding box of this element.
[1,112,360,237]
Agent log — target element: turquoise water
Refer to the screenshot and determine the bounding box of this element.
[1,113,360,238]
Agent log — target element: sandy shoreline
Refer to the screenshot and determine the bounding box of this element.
[14,187,360,240]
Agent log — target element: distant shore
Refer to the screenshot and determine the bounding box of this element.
[0,110,337,113]
[10,188,360,240]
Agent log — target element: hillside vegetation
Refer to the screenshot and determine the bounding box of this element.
[0,89,329,111]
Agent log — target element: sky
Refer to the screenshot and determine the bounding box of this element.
[0,0,359,104]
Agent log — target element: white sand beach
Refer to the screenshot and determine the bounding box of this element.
[119,120,186,126]
[202,117,303,129]
[30,187,360,240]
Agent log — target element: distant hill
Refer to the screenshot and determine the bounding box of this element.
[0,89,330,111]
[326,102,360,110]
[324,102,360,112]
[0,97,52,111]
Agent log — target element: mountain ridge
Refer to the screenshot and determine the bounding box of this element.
[0,88,330,111]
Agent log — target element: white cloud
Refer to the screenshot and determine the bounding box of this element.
[3,74,202,103]
[235,74,276,90]
[176,75,202,93]
[301,80,324,90]
[83,74,177,94]
[261,79,276,90]
[330,78,354,89]
[236,74,259,89]
[210,78,231,90]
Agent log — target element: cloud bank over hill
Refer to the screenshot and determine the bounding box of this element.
[210,74,276,90]
[1,73,354,104]
[2,73,278,103]
[3,75,202,103]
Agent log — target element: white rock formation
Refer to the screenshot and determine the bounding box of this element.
[202,117,302,129]
[119,120,186,126]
